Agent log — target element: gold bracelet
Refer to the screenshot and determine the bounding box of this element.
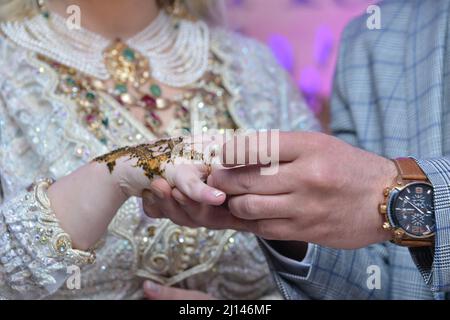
[33,178,96,265]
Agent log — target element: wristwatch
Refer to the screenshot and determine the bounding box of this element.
[379,157,435,247]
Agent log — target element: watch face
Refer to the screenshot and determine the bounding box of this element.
[392,183,435,237]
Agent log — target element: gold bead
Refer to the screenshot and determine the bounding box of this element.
[147,226,156,237]
[394,229,405,238]
[91,79,105,90]
[382,222,391,230]
[379,204,387,214]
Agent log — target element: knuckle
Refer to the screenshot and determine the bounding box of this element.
[229,195,265,219]
[235,196,261,219]
[236,170,254,190]
[228,197,241,216]
[210,170,225,189]
[303,159,332,188]
[242,196,256,215]
[185,175,200,190]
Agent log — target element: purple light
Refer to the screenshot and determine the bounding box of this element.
[299,66,321,95]
[299,66,322,113]
[291,0,314,5]
[314,25,334,67]
[267,34,295,73]
[229,0,245,7]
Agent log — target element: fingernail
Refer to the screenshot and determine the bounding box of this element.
[212,189,224,198]
[150,187,164,199]
[144,281,161,294]
[144,192,156,205]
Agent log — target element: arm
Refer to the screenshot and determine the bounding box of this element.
[49,137,222,250]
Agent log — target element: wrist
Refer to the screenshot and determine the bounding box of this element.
[97,160,129,203]
[110,157,149,198]
[47,161,129,250]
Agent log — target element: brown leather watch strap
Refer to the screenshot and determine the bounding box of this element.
[393,157,428,182]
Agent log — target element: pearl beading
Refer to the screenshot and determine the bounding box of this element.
[0,10,209,87]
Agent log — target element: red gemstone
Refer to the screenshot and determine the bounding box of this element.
[115,95,124,105]
[86,114,96,123]
[141,95,156,109]
[150,111,161,122]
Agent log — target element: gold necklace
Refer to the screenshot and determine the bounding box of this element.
[38,47,234,143]
[103,40,172,130]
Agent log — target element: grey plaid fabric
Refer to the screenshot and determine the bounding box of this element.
[263,0,450,299]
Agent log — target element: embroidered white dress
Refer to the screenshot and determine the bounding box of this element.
[0,13,319,300]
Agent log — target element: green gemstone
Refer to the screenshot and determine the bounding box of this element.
[100,137,108,145]
[115,83,127,94]
[101,118,109,128]
[150,84,162,97]
[65,77,76,87]
[122,48,136,61]
[86,92,96,101]
[42,11,50,19]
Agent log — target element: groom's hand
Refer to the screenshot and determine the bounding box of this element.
[210,131,396,249]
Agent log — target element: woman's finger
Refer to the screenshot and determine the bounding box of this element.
[147,180,199,228]
[149,178,172,198]
[170,163,226,206]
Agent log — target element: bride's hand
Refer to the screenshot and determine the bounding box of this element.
[47,136,226,250]
[95,136,226,205]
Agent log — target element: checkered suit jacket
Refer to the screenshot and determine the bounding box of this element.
[263,0,450,299]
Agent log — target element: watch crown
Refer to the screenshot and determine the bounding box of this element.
[384,187,391,196]
[379,204,387,214]
[394,229,405,238]
[382,222,392,231]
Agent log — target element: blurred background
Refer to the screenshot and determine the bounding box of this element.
[226,0,377,130]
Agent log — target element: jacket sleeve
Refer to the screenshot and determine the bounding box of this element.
[411,158,450,293]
